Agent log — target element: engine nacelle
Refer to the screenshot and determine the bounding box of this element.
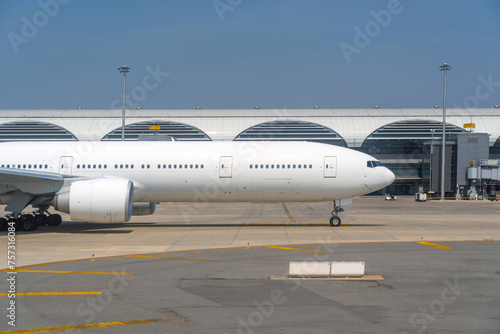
[54,178,133,223]
[132,202,157,216]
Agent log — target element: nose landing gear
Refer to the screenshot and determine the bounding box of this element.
[329,201,345,227]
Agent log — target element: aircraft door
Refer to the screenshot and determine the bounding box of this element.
[219,156,233,178]
[59,156,73,175]
[324,156,337,178]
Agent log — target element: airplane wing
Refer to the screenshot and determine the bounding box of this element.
[0,168,65,195]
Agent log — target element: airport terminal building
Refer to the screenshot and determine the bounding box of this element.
[1,108,500,197]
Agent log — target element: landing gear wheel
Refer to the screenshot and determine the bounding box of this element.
[47,214,62,226]
[0,218,7,231]
[22,215,38,231]
[13,218,23,231]
[329,216,341,227]
[34,214,48,226]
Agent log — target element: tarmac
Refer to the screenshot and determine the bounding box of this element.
[0,196,499,333]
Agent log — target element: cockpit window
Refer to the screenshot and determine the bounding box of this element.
[367,160,383,168]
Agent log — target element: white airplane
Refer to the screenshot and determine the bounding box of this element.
[0,140,394,231]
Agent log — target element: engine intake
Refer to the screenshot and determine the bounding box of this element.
[54,178,133,223]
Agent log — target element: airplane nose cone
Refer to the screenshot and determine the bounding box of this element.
[385,168,395,185]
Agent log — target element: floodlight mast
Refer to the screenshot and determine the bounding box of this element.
[118,65,131,141]
[439,62,452,200]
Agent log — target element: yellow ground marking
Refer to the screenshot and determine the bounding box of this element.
[0,292,101,296]
[281,202,297,224]
[126,255,213,262]
[1,270,132,275]
[0,318,166,334]
[418,241,453,250]
[244,222,290,226]
[3,241,493,272]
[266,245,325,253]
[299,222,330,225]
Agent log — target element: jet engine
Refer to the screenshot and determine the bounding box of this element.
[54,178,133,223]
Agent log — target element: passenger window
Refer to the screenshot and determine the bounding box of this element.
[201,164,204,169]
[293,164,296,169]
[250,165,253,169]
[93,164,96,169]
[147,164,150,169]
[276,164,279,169]
[169,164,172,169]
[131,164,134,169]
[120,164,123,169]
[195,164,198,169]
[309,164,312,169]
[190,164,193,169]
[104,164,107,169]
[163,164,166,169]
[141,164,145,169]
[98,164,102,169]
[158,164,161,169]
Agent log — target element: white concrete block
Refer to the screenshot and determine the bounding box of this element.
[330,261,365,276]
[289,262,331,276]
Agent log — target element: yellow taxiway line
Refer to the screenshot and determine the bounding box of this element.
[127,255,213,262]
[266,245,325,253]
[244,222,290,226]
[0,292,101,296]
[282,202,297,224]
[0,318,165,334]
[418,241,453,250]
[2,270,133,275]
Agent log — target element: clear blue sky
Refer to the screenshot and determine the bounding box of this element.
[0,0,499,109]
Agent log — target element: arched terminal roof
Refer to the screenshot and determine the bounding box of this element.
[0,121,77,141]
[234,120,347,147]
[0,108,499,147]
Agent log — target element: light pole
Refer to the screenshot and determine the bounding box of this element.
[118,65,131,141]
[439,62,452,200]
[430,128,434,191]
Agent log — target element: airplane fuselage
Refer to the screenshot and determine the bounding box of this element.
[0,140,394,203]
